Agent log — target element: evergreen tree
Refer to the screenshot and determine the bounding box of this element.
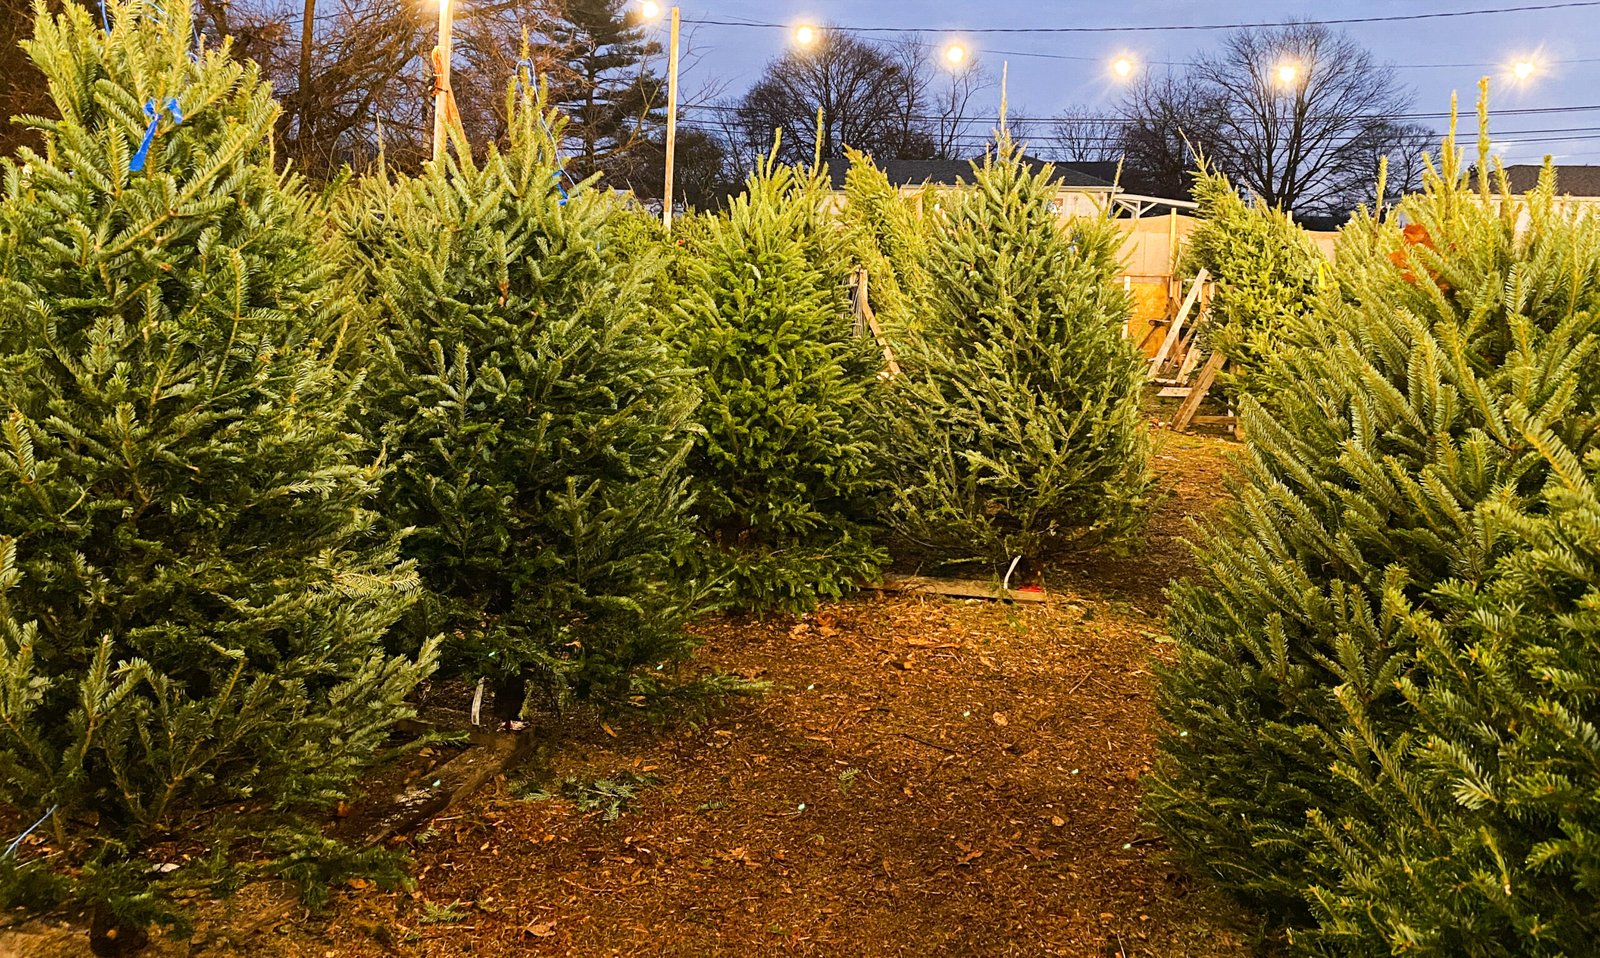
[539,0,665,191]
[672,152,885,612]
[1179,166,1323,400]
[838,149,935,339]
[1149,93,1600,955]
[0,0,433,943]
[353,75,700,717]
[879,142,1151,568]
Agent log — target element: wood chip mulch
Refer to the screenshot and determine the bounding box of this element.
[9,430,1262,957]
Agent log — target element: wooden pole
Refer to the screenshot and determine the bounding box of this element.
[297,0,315,159]
[998,61,1009,137]
[662,6,681,232]
[431,0,453,162]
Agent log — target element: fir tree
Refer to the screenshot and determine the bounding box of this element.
[1179,166,1323,400]
[1149,91,1600,955]
[538,0,665,190]
[353,76,700,717]
[838,149,935,339]
[879,141,1151,568]
[0,0,433,943]
[672,151,885,612]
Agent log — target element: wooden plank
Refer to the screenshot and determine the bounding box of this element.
[871,574,1048,604]
[1157,386,1192,398]
[1172,351,1226,433]
[333,727,537,849]
[853,268,902,378]
[1175,306,1210,379]
[1146,268,1207,380]
[1188,415,1238,426]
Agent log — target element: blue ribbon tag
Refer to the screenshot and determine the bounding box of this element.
[129,98,184,173]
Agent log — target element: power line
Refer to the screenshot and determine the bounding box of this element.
[681,2,1600,36]
[678,100,1600,125]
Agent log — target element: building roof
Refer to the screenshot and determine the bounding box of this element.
[1504,164,1600,196]
[827,155,1118,192]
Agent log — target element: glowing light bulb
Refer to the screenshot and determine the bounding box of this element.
[637,0,661,17]
[1513,60,1536,81]
[1276,62,1299,85]
[1111,56,1135,80]
[944,43,967,66]
[794,24,818,47]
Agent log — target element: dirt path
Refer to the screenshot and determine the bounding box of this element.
[249,431,1250,958]
[4,431,1250,957]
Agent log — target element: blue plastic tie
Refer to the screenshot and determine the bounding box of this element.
[99,0,110,32]
[3,805,57,860]
[514,59,576,204]
[129,98,183,173]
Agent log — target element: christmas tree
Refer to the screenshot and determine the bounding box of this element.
[1149,89,1600,954]
[672,150,885,612]
[838,149,936,340]
[1179,166,1323,400]
[0,0,433,944]
[879,141,1151,568]
[352,75,700,717]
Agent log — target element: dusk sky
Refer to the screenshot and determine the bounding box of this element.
[659,0,1600,166]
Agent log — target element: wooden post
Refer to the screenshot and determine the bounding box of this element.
[661,6,681,232]
[431,0,454,162]
[998,61,1009,136]
[1167,208,1179,304]
[297,0,315,157]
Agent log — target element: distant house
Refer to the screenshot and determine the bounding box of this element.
[827,155,1122,219]
[1504,164,1600,210]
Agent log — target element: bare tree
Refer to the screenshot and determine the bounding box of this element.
[1192,23,1421,214]
[1353,120,1436,207]
[1116,73,1229,199]
[1049,106,1123,163]
[733,27,930,165]
[929,58,994,159]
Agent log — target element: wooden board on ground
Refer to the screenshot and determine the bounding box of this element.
[872,574,1048,603]
[334,722,538,849]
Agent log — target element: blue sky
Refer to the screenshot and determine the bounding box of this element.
[657,0,1600,165]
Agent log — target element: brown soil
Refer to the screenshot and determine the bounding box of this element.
[4,430,1254,958]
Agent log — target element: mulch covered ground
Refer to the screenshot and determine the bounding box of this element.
[7,430,1257,957]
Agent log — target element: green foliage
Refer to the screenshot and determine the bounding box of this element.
[672,152,886,612]
[1150,97,1600,955]
[1180,166,1324,400]
[352,76,701,709]
[838,150,936,338]
[879,142,1152,568]
[0,0,434,933]
[561,771,655,821]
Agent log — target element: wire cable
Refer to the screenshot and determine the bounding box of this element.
[682,2,1600,36]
